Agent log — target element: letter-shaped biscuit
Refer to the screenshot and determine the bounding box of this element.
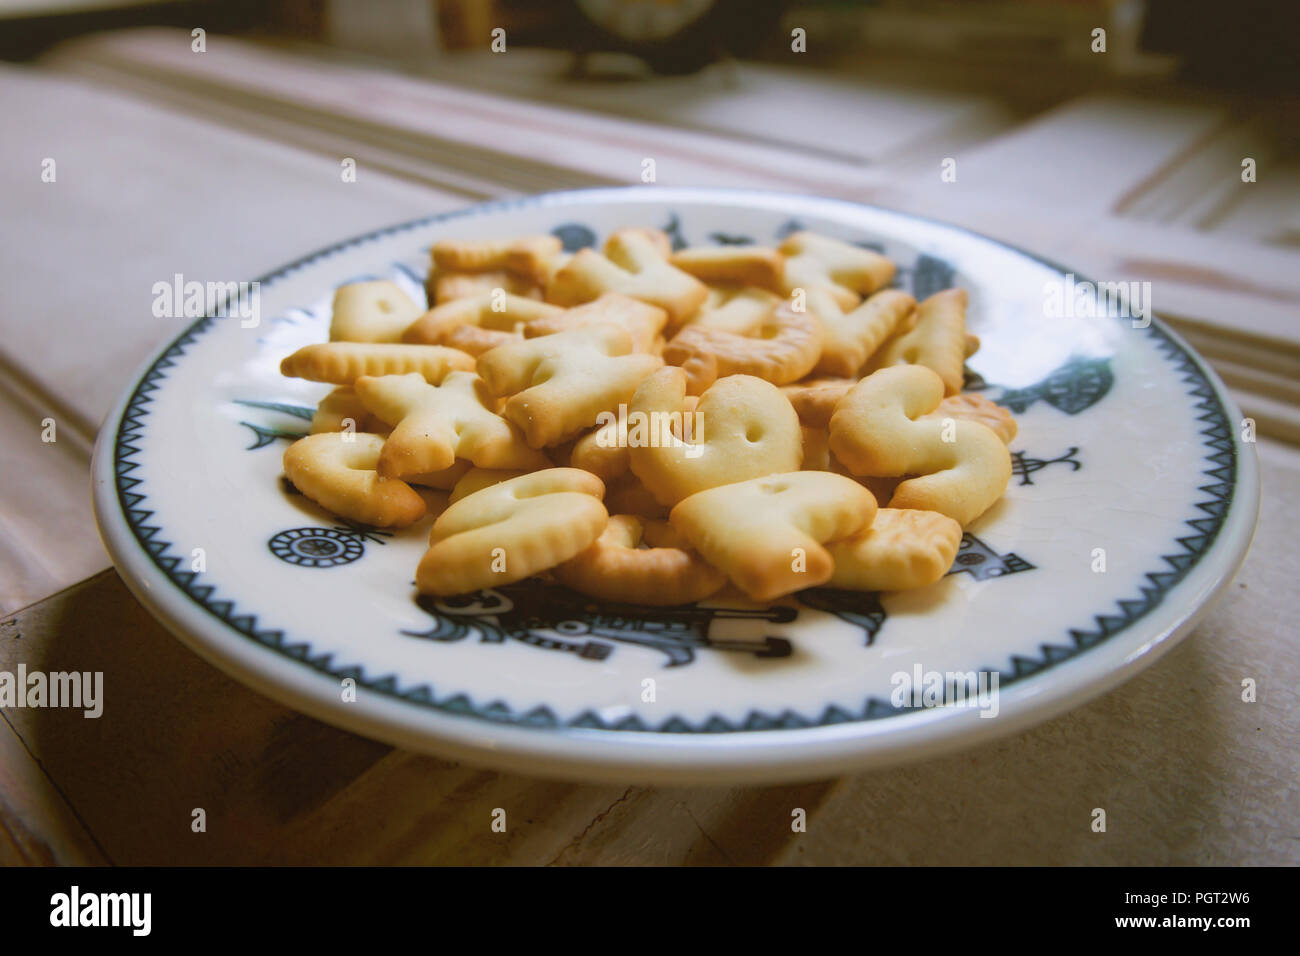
[662,301,823,392]
[780,232,896,309]
[781,376,857,428]
[808,287,917,377]
[865,288,968,395]
[925,392,1017,444]
[329,280,424,343]
[416,468,608,595]
[283,432,425,529]
[604,474,671,519]
[826,508,963,591]
[522,293,667,354]
[477,322,662,448]
[280,343,474,385]
[570,395,701,482]
[687,285,784,335]
[829,365,1011,526]
[430,270,543,304]
[354,371,549,478]
[310,386,388,435]
[627,368,802,507]
[547,229,708,327]
[570,415,630,482]
[784,379,1015,440]
[669,246,785,292]
[405,459,473,491]
[431,235,563,283]
[800,425,835,472]
[670,471,877,602]
[553,514,727,605]
[448,467,531,503]
[402,293,563,355]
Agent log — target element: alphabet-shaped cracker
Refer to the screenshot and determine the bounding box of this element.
[670,471,877,602]
[432,235,563,284]
[669,246,785,292]
[547,229,707,327]
[829,365,1011,526]
[354,371,549,479]
[781,376,857,428]
[687,285,784,335]
[800,424,837,473]
[662,300,823,392]
[780,231,895,309]
[926,392,1017,444]
[416,468,607,595]
[603,473,670,519]
[477,322,662,448]
[405,459,473,491]
[283,432,425,529]
[627,368,802,507]
[864,288,969,395]
[807,287,917,377]
[310,386,388,435]
[329,280,424,343]
[522,293,667,354]
[280,342,474,385]
[553,514,727,605]
[448,467,530,503]
[430,270,544,305]
[570,394,701,482]
[826,507,963,591]
[402,292,562,355]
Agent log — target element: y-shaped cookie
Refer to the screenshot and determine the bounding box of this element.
[829,365,1011,526]
[477,322,663,448]
[553,514,727,605]
[780,231,896,309]
[354,371,549,478]
[283,432,426,528]
[627,367,802,507]
[671,471,877,602]
[329,280,424,343]
[416,468,608,595]
[864,288,969,395]
[402,292,563,355]
[547,229,707,327]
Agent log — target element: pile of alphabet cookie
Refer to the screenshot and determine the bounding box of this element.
[277,228,1016,605]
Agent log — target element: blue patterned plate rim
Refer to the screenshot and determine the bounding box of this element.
[91,187,1261,784]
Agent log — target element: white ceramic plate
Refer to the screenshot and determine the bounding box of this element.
[92,187,1259,784]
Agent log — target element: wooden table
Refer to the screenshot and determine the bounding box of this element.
[2,29,1297,865]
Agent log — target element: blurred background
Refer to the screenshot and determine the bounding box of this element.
[1,1,1298,866]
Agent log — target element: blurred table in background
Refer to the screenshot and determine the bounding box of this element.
[1,26,1296,865]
